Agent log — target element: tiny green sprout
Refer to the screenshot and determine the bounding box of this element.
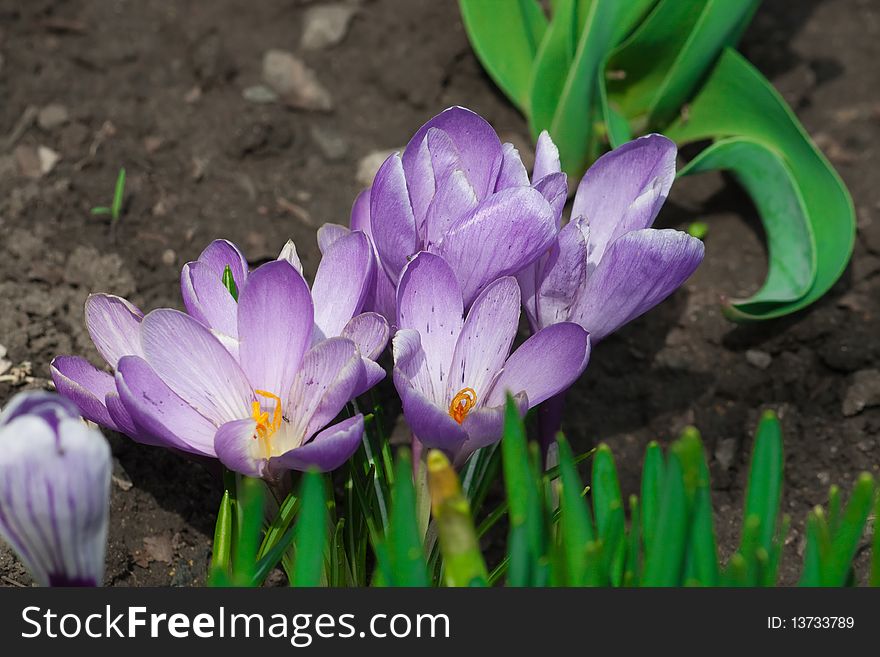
[90,167,127,223]
[222,265,239,302]
[687,221,709,240]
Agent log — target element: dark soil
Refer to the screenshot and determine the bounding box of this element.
[1,0,878,586]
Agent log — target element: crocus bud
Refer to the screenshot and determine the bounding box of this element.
[0,391,111,586]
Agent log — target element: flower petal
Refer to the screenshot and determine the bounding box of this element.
[369,153,418,282]
[494,142,530,191]
[84,294,144,369]
[572,134,677,267]
[50,356,117,430]
[402,106,503,201]
[342,312,390,360]
[312,231,373,340]
[533,130,561,181]
[140,308,252,425]
[0,413,110,587]
[570,229,704,341]
[533,172,568,227]
[424,167,478,249]
[287,337,363,443]
[394,366,467,453]
[104,392,137,438]
[353,357,386,397]
[277,239,305,275]
[447,277,520,402]
[115,355,218,456]
[349,188,372,234]
[238,260,314,407]
[436,186,557,306]
[270,414,364,473]
[181,239,248,336]
[488,322,591,408]
[460,392,528,457]
[317,223,351,255]
[396,252,463,398]
[214,418,265,478]
[535,217,590,328]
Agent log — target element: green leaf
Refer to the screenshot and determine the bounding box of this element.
[528,0,577,139]
[742,410,784,554]
[556,435,595,585]
[221,265,239,302]
[871,493,879,587]
[640,441,665,556]
[501,395,546,586]
[210,488,233,580]
[387,450,429,586]
[623,494,641,586]
[591,443,625,585]
[290,471,327,587]
[799,508,827,587]
[257,491,299,560]
[687,443,718,586]
[231,477,265,586]
[458,0,547,112]
[824,474,874,586]
[111,167,126,222]
[606,0,760,129]
[666,48,855,321]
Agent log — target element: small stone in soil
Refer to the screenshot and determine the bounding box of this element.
[310,123,348,161]
[37,103,69,130]
[356,148,399,188]
[112,457,133,491]
[262,49,332,111]
[242,84,278,104]
[38,146,60,175]
[842,369,880,417]
[161,249,177,266]
[14,144,41,178]
[714,437,738,471]
[301,3,358,50]
[745,349,772,370]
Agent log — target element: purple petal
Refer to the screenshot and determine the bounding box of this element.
[312,231,373,339]
[50,356,117,430]
[535,217,590,328]
[402,106,503,201]
[0,413,110,587]
[391,329,436,402]
[533,130,561,182]
[317,223,351,255]
[115,356,218,456]
[214,418,265,478]
[424,167,478,249]
[238,260,313,407]
[488,323,591,408]
[104,393,137,438]
[369,153,417,283]
[270,414,364,473]
[460,392,528,456]
[570,229,704,341]
[287,337,363,442]
[447,277,520,402]
[349,188,372,234]
[534,172,568,227]
[140,309,252,425]
[396,252,463,397]
[277,240,304,275]
[181,239,248,336]
[342,312,390,360]
[572,134,677,267]
[435,186,557,307]
[394,366,467,453]
[494,142,530,191]
[353,358,386,397]
[84,294,144,369]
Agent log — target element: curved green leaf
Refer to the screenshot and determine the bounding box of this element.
[387,450,429,586]
[606,0,760,129]
[666,48,855,320]
[459,0,547,112]
[529,0,577,138]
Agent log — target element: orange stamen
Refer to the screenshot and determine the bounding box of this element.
[252,390,283,454]
[449,388,477,424]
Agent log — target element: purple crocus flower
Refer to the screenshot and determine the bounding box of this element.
[351,106,569,321]
[0,391,110,587]
[51,244,384,477]
[516,134,705,448]
[392,252,590,463]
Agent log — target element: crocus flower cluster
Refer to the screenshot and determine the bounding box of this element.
[0,391,110,586]
[52,237,389,478]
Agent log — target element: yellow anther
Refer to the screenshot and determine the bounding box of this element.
[252,390,283,455]
[448,388,477,425]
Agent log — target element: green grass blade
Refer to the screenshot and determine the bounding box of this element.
[290,471,327,587]
[591,443,625,585]
[642,438,690,586]
[640,441,665,556]
[387,449,429,586]
[231,477,265,586]
[824,474,875,586]
[742,410,784,554]
[871,493,879,587]
[111,167,126,222]
[210,489,233,579]
[557,435,595,585]
[687,445,718,586]
[623,494,641,586]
